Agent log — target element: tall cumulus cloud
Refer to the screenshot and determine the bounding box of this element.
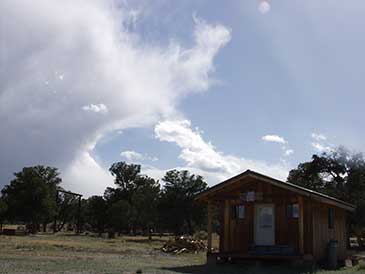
[0,0,231,195]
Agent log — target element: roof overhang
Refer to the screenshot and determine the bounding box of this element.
[195,170,355,212]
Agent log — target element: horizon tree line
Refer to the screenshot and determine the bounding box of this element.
[0,162,208,236]
[1,146,365,236]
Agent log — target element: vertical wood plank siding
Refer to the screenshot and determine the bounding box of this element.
[312,202,348,260]
[217,177,349,260]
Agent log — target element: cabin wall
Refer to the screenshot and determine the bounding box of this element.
[312,201,348,260]
[303,198,314,254]
[218,180,306,254]
[216,178,349,261]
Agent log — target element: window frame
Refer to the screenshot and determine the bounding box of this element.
[286,203,300,219]
[231,204,245,221]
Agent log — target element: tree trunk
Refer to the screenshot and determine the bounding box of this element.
[43,222,47,232]
[30,223,38,234]
[53,217,57,233]
[108,229,115,239]
[98,224,104,237]
[56,219,67,232]
[186,218,193,235]
[148,225,152,241]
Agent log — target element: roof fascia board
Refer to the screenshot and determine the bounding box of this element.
[196,171,355,211]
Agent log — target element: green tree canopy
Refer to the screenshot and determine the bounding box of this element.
[106,162,160,234]
[85,195,108,234]
[1,166,61,233]
[109,162,141,192]
[54,191,81,232]
[159,169,208,235]
[131,176,160,233]
[0,198,8,230]
[287,147,365,230]
[107,200,132,233]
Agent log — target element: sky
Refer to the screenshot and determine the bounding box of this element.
[1,0,365,196]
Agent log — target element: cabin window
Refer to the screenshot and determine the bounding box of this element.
[328,208,334,229]
[286,204,299,218]
[231,205,245,220]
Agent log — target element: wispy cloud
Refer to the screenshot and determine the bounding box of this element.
[154,120,289,184]
[310,132,333,153]
[311,143,333,153]
[120,150,158,162]
[82,104,108,114]
[311,133,327,141]
[284,149,294,156]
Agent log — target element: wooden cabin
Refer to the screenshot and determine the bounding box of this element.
[195,170,355,263]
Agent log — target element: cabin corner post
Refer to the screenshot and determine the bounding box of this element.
[223,200,230,251]
[207,200,212,252]
[298,196,304,255]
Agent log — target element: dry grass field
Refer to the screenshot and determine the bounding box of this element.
[0,233,364,274]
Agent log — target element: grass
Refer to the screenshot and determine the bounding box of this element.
[0,233,364,274]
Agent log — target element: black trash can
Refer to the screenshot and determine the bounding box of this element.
[328,240,338,269]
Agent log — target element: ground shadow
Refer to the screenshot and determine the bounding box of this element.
[161,262,315,274]
[125,238,167,244]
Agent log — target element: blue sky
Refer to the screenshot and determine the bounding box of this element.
[1,0,365,196]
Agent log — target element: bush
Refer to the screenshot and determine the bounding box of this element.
[193,230,207,240]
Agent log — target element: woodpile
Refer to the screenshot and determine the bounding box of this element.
[161,236,207,254]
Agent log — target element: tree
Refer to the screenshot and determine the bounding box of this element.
[159,170,208,235]
[106,162,160,236]
[1,166,61,233]
[130,176,160,238]
[85,196,108,235]
[107,200,132,234]
[287,161,326,192]
[287,147,365,230]
[109,162,141,196]
[0,198,7,231]
[53,191,81,233]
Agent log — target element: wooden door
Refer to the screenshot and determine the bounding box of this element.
[255,204,275,246]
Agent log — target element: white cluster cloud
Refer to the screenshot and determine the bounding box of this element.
[82,104,109,114]
[0,0,231,195]
[154,120,289,185]
[262,135,286,144]
[120,150,158,162]
[258,1,271,14]
[262,134,294,157]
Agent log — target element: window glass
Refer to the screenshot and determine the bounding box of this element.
[292,204,299,218]
[232,205,245,220]
[287,204,299,218]
[237,205,245,219]
[246,191,255,202]
[259,207,273,228]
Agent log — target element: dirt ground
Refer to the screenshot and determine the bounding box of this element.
[0,233,364,274]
